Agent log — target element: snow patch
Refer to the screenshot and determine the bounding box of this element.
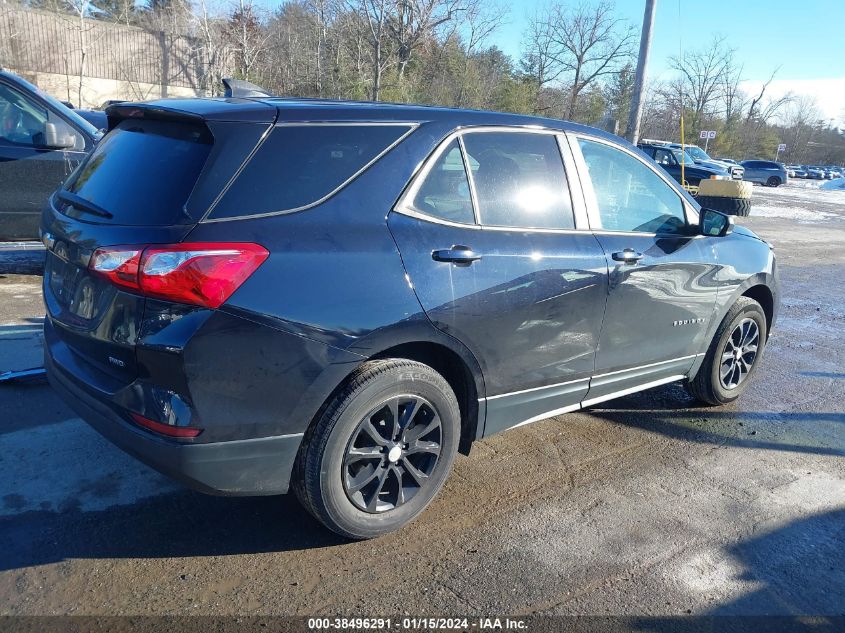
[751,205,837,223]
[820,178,845,191]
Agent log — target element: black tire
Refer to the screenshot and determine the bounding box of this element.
[687,297,767,406]
[766,176,782,187]
[696,195,752,217]
[293,359,460,539]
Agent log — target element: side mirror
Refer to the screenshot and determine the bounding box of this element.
[42,120,78,150]
[699,208,734,237]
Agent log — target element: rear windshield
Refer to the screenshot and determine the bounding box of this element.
[62,119,212,225]
[208,124,412,219]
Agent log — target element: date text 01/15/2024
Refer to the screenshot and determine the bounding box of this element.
[307,617,528,630]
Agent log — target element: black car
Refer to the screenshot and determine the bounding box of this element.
[43,98,779,538]
[637,141,730,186]
[0,70,99,240]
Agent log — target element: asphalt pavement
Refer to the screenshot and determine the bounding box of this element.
[0,182,843,619]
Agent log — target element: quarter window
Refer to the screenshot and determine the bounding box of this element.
[461,132,574,230]
[578,138,687,234]
[210,124,412,218]
[408,139,474,224]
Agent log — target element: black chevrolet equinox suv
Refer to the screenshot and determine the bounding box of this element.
[43,97,779,538]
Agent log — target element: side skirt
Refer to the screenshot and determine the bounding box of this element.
[480,355,703,436]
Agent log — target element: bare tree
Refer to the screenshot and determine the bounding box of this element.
[388,0,468,80]
[546,0,636,120]
[347,0,392,100]
[669,36,735,137]
[227,0,270,79]
[745,67,794,124]
[521,5,564,114]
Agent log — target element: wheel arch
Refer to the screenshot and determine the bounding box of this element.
[370,341,481,455]
[741,283,774,338]
[300,319,487,456]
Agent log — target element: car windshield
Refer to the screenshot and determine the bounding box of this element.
[671,148,698,165]
[686,146,710,161]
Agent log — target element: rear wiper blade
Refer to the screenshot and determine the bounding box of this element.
[56,189,113,219]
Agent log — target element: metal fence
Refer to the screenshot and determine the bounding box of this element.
[0,7,208,89]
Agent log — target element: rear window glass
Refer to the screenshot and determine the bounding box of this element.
[63,119,211,225]
[209,124,412,219]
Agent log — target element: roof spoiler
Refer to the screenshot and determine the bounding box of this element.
[222,78,273,98]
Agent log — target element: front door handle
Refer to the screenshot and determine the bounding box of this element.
[431,245,482,266]
[611,249,643,264]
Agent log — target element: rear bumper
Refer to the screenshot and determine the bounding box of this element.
[46,350,303,496]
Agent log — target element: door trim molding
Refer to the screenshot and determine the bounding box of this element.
[482,354,704,435]
[581,374,687,408]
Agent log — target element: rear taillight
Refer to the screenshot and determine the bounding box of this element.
[130,413,202,438]
[89,242,268,309]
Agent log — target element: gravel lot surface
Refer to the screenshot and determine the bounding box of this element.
[0,181,843,618]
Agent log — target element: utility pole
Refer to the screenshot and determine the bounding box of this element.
[625,0,657,145]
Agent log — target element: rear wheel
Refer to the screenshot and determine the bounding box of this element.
[687,297,767,405]
[766,176,782,187]
[293,359,460,539]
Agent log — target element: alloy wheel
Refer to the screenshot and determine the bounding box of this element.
[719,318,759,390]
[342,395,442,513]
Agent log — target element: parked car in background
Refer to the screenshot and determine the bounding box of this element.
[804,165,825,180]
[822,167,841,179]
[740,160,788,187]
[673,143,745,179]
[640,140,744,180]
[638,141,731,186]
[42,96,779,538]
[786,165,807,178]
[74,109,108,130]
[0,69,99,240]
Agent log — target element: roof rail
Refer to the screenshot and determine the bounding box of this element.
[222,78,273,98]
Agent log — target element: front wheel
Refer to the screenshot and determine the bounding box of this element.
[766,176,782,187]
[687,297,768,405]
[293,359,460,539]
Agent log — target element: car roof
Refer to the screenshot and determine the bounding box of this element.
[105,95,622,142]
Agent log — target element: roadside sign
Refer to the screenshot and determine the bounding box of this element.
[699,131,708,139]
[778,144,787,151]
[707,131,717,139]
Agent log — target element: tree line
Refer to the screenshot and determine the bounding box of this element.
[9,0,845,164]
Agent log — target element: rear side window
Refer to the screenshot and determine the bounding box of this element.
[209,124,412,219]
[409,139,474,224]
[461,132,574,230]
[64,119,212,225]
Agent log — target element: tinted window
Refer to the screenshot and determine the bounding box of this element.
[653,148,676,166]
[0,83,48,147]
[64,119,211,225]
[578,138,687,234]
[461,132,573,229]
[211,124,411,218]
[409,139,474,224]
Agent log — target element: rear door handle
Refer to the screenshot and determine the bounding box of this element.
[611,249,643,264]
[431,245,482,265]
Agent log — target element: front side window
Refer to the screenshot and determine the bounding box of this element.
[210,124,412,219]
[578,138,687,234]
[0,83,48,147]
[408,139,474,224]
[462,132,574,230]
[653,148,676,166]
